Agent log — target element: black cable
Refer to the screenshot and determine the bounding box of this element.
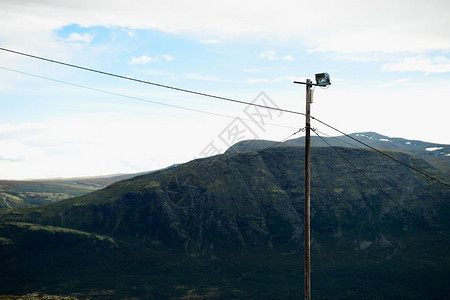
[163,129,304,208]
[205,128,304,186]
[313,130,432,225]
[0,66,298,131]
[313,130,399,200]
[0,47,305,117]
[187,128,304,190]
[314,129,364,149]
[2,47,447,187]
[312,117,450,188]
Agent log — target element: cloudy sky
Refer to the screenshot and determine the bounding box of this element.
[1,0,449,179]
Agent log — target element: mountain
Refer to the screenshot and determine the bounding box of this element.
[227,131,450,174]
[0,145,449,299]
[0,172,151,209]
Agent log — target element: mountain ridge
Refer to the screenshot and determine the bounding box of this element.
[1,145,449,298]
[226,131,450,174]
[2,132,447,211]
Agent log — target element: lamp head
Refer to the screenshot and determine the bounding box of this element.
[315,73,331,86]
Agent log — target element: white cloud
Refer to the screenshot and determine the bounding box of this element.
[122,28,136,37]
[259,50,278,60]
[66,32,94,43]
[130,54,174,65]
[1,0,450,180]
[130,55,158,65]
[160,54,174,61]
[259,50,295,61]
[1,0,449,54]
[381,56,450,74]
[0,114,224,179]
[281,54,294,61]
[311,83,450,145]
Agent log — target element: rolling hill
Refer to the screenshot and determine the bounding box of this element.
[0,173,150,209]
[0,143,449,299]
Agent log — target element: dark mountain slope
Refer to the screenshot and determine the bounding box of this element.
[0,147,449,299]
[227,132,450,174]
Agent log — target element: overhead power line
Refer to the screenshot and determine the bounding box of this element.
[202,128,304,187]
[163,128,303,209]
[314,129,363,149]
[313,130,429,223]
[312,118,450,188]
[314,130,402,198]
[1,47,447,188]
[0,66,298,131]
[0,47,305,117]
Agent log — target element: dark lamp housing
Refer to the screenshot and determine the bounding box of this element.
[315,73,331,86]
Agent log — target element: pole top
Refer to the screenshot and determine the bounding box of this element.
[293,73,331,87]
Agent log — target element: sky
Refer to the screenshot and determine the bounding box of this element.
[0,0,449,179]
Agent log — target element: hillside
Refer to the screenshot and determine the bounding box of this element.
[0,146,449,299]
[227,131,450,174]
[3,131,447,210]
[0,173,150,209]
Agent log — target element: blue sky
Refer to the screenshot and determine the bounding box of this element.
[0,0,449,179]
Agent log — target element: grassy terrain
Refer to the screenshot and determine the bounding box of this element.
[0,173,150,209]
[0,147,448,299]
[0,181,97,209]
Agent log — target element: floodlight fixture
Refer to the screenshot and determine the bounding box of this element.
[293,71,331,300]
[315,73,331,86]
[293,73,331,87]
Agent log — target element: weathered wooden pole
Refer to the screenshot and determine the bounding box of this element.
[304,79,312,300]
[295,73,330,300]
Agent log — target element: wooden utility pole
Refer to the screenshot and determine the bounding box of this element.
[295,73,330,300]
[304,79,312,300]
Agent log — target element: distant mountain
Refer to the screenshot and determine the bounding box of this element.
[1,145,449,299]
[226,131,450,174]
[4,132,446,211]
[0,172,151,209]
